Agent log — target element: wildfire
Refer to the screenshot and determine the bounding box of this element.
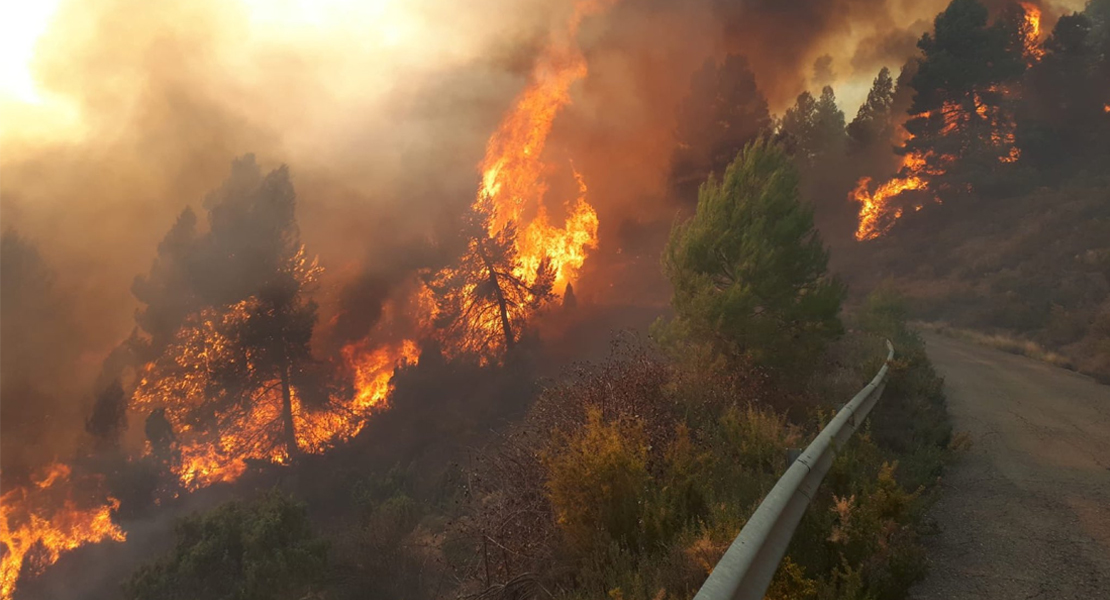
[342,338,420,410]
[133,300,418,490]
[1,463,126,600]
[1020,3,1045,63]
[4,4,619,590]
[852,154,929,241]
[853,91,1022,240]
[474,0,611,293]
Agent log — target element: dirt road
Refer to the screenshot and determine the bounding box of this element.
[911,332,1110,599]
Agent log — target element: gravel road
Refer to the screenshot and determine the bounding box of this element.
[911,332,1110,599]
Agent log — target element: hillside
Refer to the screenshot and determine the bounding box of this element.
[839,175,1110,381]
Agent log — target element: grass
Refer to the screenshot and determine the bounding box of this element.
[914,321,1076,371]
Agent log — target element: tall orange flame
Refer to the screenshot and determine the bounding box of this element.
[475,0,613,293]
[1,464,126,600]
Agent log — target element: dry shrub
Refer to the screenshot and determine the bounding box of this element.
[542,408,651,556]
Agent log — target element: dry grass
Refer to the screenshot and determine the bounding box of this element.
[914,321,1076,371]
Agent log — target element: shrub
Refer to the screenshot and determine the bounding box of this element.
[543,407,652,556]
[125,489,327,600]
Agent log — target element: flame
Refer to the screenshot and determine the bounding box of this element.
[423,0,612,359]
[852,154,929,241]
[1020,3,1045,64]
[851,2,1042,240]
[342,338,419,410]
[475,0,610,293]
[1,463,125,600]
[852,88,1021,240]
[133,299,418,490]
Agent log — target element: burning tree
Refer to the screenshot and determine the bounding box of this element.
[903,0,1025,186]
[417,0,608,362]
[851,0,1042,240]
[1018,8,1110,173]
[131,157,341,487]
[425,202,555,359]
[139,247,323,461]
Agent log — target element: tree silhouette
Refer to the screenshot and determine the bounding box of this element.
[1018,10,1110,174]
[86,379,128,449]
[131,207,201,360]
[671,54,771,203]
[782,86,846,169]
[847,67,896,155]
[782,90,818,156]
[425,202,555,359]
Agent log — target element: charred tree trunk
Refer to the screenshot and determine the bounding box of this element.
[279,363,300,458]
[476,239,515,349]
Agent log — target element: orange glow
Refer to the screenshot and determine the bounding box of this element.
[1,463,125,600]
[425,0,612,360]
[853,84,1023,240]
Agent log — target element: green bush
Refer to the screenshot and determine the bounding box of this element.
[125,489,327,600]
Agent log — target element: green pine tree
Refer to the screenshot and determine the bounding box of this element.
[657,140,845,376]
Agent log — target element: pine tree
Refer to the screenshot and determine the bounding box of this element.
[658,140,845,375]
[1018,11,1110,172]
[671,55,771,202]
[848,67,896,154]
[425,202,555,359]
[903,0,1025,187]
[133,157,324,461]
[782,86,846,169]
[782,91,818,159]
[132,207,201,359]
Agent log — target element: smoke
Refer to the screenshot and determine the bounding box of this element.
[8,0,1082,476]
[0,0,553,473]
